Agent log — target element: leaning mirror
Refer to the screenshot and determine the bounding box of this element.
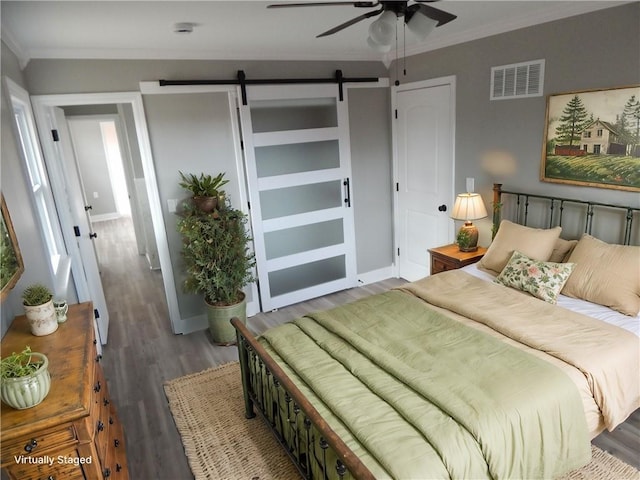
[1,194,24,302]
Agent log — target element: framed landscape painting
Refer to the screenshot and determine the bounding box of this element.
[541,85,640,192]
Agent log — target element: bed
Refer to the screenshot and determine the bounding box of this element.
[231,184,640,480]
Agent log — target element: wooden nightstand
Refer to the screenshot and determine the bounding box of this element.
[428,244,488,275]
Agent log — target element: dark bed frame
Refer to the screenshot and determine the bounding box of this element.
[231,183,639,480]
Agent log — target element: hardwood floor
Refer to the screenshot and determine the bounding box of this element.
[93,217,639,480]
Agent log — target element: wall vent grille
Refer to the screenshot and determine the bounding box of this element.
[490,59,545,100]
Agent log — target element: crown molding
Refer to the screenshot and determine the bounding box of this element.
[388,1,630,62]
[1,24,31,69]
[25,46,384,64]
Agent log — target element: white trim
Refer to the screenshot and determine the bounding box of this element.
[30,91,182,334]
[262,207,344,233]
[357,265,395,286]
[3,77,72,296]
[266,244,347,272]
[257,169,342,191]
[391,75,457,279]
[253,127,339,147]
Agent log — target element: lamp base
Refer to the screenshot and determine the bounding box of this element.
[456,222,479,252]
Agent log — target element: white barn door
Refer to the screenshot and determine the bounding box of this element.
[239,84,357,311]
[393,77,456,281]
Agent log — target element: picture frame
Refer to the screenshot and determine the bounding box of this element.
[1,194,25,302]
[541,85,640,192]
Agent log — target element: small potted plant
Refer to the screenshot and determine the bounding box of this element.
[177,193,255,345]
[22,283,58,336]
[179,171,229,213]
[0,346,51,409]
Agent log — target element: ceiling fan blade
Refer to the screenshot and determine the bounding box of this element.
[408,3,456,27]
[316,8,383,37]
[267,2,377,8]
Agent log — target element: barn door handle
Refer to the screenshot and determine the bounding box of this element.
[438,204,447,212]
[343,178,351,207]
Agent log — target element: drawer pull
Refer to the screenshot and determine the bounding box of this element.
[96,354,103,362]
[116,463,122,472]
[114,439,120,447]
[97,420,105,432]
[109,416,114,425]
[103,398,110,406]
[94,381,102,393]
[47,476,55,480]
[24,438,37,452]
[103,467,111,478]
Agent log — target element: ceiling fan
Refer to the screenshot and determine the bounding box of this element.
[267,1,457,44]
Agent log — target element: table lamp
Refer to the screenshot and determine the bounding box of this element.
[450,193,487,252]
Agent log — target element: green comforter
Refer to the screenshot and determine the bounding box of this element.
[259,289,590,479]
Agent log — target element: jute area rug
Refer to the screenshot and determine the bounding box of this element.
[164,362,639,480]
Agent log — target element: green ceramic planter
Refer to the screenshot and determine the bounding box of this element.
[1,353,51,409]
[206,293,246,345]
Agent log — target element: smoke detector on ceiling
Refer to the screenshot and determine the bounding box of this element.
[173,22,196,34]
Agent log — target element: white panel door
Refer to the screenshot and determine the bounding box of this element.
[239,84,357,311]
[395,79,455,281]
[47,107,110,343]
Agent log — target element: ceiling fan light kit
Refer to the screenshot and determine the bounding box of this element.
[267,1,457,52]
[406,12,438,40]
[367,10,396,50]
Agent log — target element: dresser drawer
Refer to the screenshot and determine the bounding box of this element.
[0,425,77,465]
[5,446,88,480]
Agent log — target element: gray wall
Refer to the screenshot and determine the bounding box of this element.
[3,3,638,333]
[67,118,118,217]
[390,2,640,244]
[21,57,392,323]
[142,92,242,319]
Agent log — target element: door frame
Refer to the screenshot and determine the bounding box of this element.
[391,76,457,278]
[138,81,260,327]
[31,92,182,333]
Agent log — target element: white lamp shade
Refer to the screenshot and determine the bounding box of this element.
[368,10,396,47]
[367,36,392,52]
[407,13,438,41]
[451,193,488,221]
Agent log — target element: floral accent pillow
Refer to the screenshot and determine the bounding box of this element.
[494,251,575,304]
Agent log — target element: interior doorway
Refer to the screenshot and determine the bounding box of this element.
[31,92,181,338]
[65,113,159,272]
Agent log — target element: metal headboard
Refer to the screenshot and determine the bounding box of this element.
[492,183,639,246]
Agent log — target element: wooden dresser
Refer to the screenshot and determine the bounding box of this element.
[1,302,128,480]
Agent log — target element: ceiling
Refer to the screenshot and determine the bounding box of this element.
[1,1,628,68]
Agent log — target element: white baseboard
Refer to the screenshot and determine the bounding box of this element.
[356,265,396,286]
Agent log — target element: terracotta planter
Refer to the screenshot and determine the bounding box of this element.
[193,196,218,213]
[24,299,58,336]
[0,353,51,409]
[205,292,246,346]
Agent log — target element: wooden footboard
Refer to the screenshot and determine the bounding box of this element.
[231,317,376,480]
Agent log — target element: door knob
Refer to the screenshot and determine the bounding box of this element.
[438,204,447,212]
[89,232,98,239]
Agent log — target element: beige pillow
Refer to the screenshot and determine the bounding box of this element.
[549,238,579,263]
[562,234,640,316]
[478,220,562,274]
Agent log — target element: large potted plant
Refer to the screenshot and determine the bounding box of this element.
[22,284,58,336]
[177,187,255,345]
[178,171,229,213]
[0,346,51,409]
